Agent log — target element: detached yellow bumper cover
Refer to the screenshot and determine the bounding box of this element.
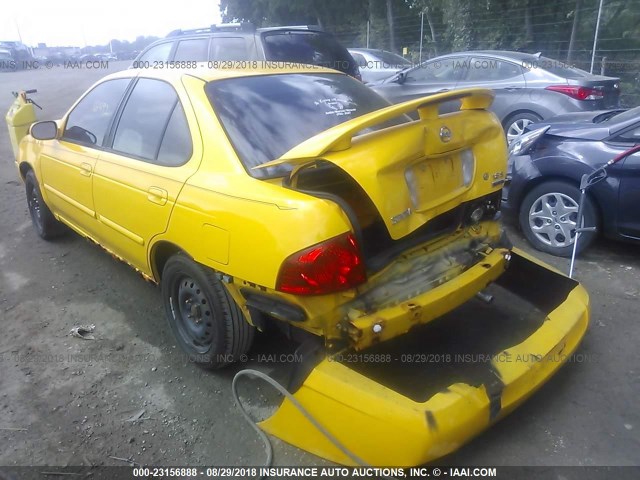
[260,248,589,466]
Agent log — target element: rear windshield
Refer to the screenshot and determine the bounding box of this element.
[262,31,357,77]
[206,73,403,178]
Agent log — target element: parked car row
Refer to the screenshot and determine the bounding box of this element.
[8,23,634,258]
[369,50,621,143]
[0,41,34,70]
[133,23,361,79]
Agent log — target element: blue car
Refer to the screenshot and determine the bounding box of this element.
[504,106,640,257]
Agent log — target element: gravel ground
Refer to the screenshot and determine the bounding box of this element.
[0,64,638,472]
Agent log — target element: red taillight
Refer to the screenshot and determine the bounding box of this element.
[545,85,604,101]
[276,233,366,295]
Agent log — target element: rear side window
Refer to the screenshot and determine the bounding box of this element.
[262,31,357,76]
[465,58,524,82]
[63,79,130,146]
[157,104,192,166]
[174,38,209,61]
[112,78,188,164]
[407,58,462,83]
[138,42,173,62]
[210,37,248,60]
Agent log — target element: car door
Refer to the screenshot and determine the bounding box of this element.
[456,56,526,120]
[39,78,131,234]
[92,78,200,272]
[612,124,640,238]
[373,56,465,105]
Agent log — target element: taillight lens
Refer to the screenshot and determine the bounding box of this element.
[276,233,366,295]
[545,85,604,101]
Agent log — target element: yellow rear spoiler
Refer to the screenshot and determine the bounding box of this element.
[254,88,494,170]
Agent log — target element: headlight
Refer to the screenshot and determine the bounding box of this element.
[508,126,549,156]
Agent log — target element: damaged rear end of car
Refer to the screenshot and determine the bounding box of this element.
[248,87,510,350]
[201,73,589,465]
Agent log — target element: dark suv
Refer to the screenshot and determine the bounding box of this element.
[133,24,361,79]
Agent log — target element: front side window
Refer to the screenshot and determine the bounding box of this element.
[112,78,186,164]
[63,78,130,146]
[206,73,406,178]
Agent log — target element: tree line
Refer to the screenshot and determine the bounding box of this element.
[221,0,640,105]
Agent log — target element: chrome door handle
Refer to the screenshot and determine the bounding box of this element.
[147,187,168,206]
[80,162,93,177]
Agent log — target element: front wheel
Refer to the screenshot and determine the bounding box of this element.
[25,170,65,240]
[161,253,255,369]
[519,180,598,257]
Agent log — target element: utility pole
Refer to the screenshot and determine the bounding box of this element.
[419,11,425,63]
[366,20,370,48]
[14,18,23,43]
[590,0,604,74]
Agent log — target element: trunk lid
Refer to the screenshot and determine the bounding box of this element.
[256,88,507,240]
[570,76,621,108]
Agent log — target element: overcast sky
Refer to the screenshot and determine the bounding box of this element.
[1,0,222,47]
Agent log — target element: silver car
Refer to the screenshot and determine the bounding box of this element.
[370,50,621,142]
[348,48,412,84]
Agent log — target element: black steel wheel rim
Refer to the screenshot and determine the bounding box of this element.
[27,184,43,229]
[170,275,215,354]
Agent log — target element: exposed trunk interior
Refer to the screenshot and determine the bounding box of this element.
[290,161,500,273]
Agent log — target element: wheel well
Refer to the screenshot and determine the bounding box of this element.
[19,162,33,180]
[151,241,185,282]
[517,175,603,225]
[502,109,543,128]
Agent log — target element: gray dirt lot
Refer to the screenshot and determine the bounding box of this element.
[0,63,638,470]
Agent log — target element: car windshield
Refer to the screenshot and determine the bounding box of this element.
[604,106,640,123]
[206,73,406,178]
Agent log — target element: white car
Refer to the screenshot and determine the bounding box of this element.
[348,48,412,84]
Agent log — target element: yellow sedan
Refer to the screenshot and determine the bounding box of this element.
[7,65,589,465]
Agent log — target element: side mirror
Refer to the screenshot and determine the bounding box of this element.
[394,70,408,85]
[30,121,58,141]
